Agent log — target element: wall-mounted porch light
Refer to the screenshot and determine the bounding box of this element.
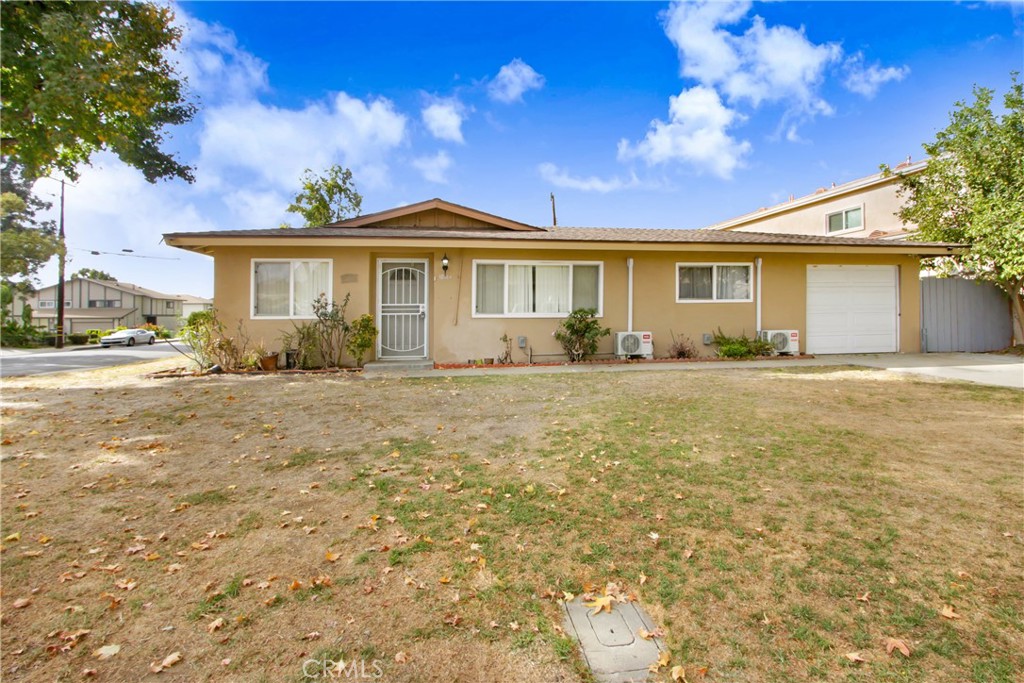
[441,253,450,276]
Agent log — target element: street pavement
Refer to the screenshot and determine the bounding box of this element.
[0,341,188,378]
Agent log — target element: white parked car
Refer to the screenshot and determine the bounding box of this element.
[100,328,156,347]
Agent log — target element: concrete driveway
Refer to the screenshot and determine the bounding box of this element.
[826,353,1024,390]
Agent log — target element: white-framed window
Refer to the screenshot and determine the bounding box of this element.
[676,263,753,303]
[38,300,56,309]
[251,259,332,319]
[826,206,863,234]
[88,299,120,308]
[165,301,175,310]
[472,260,602,317]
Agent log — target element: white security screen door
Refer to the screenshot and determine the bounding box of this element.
[378,260,428,359]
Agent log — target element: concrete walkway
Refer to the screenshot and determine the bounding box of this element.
[371,353,1023,390]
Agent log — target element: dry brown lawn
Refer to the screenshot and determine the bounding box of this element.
[1,359,1022,683]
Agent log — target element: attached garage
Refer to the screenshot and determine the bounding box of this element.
[806,265,898,354]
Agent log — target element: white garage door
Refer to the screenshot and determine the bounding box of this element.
[806,265,898,354]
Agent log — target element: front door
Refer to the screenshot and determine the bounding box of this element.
[377,259,428,359]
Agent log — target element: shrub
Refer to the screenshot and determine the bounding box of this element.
[1,319,42,347]
[711,328,774,358]
[68,333,89,345]
[84,328,103,343]
[667,331,699,359]
[140,322,172,339]
[346,313,378,367]
[554,308,610,362]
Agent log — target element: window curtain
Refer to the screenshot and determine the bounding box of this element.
[476,264,504,314]
[507,265,532,313]
[716,266,750,300]
[572,265,599,310]
[293,261,330,316]
[678,266,713,300]
[255,262,290,315]
[535,265,570,314]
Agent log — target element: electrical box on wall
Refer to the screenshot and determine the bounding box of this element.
[517,336,527,348]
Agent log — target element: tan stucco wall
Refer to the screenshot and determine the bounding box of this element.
[729,182,914,237]
[211,245,923,362]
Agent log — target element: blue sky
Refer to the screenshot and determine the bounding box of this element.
[34,1,1022,298]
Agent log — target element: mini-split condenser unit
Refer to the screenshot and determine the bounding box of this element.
[758,329,799,355]
[615,331,653,358]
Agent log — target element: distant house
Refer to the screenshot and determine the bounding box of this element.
[164,197,956,362]
[708,159,926,240]
[13,277,185,334]
[178,294,213,319]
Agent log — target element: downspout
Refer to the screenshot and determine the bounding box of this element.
[626,257,634,332]
[755,257,763,333]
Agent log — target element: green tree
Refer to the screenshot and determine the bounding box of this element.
[1,1,196,183]
[0,156,58,285]
[285,165,362,227]
[73,268,116,281]
[888,75,1024,344]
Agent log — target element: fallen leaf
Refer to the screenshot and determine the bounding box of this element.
[302,631,321,641]
[325,550,341,563]
[394,651,409,664]
[885,637,911,658]
[657,651,671,668]
[166,563,183,574]
[94,644,121,660]
[845,651,866,663]
[289,580,302,591]
[940,604,961,620]
[585,595,613,615]
[12,598,31,608]
[4,532,20,542]
[671,664,686,681]
[149,650,182,673]
[639,572,648,586]
[207,618,225,634]
[856,591,870,602]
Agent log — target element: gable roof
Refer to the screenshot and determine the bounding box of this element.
[329,198,542,231]
[708,159,928,232]
[163,196,959,256]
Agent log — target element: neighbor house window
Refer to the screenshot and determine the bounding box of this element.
[165,301,175,310]
[473,261,602,317]
[88,299,120,308]
[252,259,332,318]
[39,300,56,309]
[826,206,863,234]
[676,263,752,302]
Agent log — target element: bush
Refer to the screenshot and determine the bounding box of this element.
[711,328,774,358]
[1,319,43,347]
[554,308,610,362]
[84,328,103,343]
[346,313,378,367]
[667,331,699,359]
[68,333,89,345]
[140,322,172,339]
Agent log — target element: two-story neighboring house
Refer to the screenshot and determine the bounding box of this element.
[707,159,925,240]
[13,277,186,334]
[177,294,214,319]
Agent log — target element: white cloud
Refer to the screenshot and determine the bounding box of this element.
[663,1,840,116]
[537,163,640,193]
[617,86,751,179]
[172,4,269,103]
[488,58,545,103]
[843,52,910,98]
[198,92,408,192]
[421,97,467,143]
[412,151,453,184]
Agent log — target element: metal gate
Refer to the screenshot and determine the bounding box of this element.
[378,260,428,359]
[921,277,1011,352]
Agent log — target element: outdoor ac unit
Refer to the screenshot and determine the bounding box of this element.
[615,331,653,358]
[758,329,799,355]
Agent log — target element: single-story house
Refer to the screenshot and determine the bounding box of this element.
[178,294,214,319]
[163,198,957,364]
[13,277,185,334]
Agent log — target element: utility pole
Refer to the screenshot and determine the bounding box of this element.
[55,179,66,348]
